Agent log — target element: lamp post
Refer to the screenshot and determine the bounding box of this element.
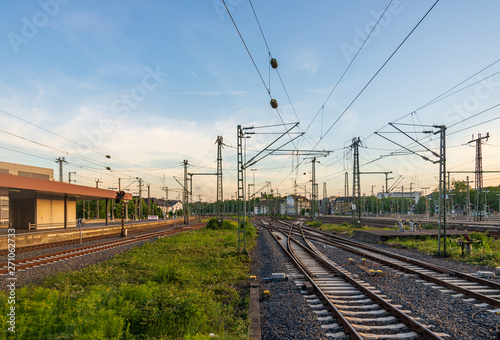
[484,190,490,220]
[449,193,455,219]
[421,187,430,219]
[250,169,257,214]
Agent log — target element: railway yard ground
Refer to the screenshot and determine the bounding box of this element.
[3,215,500,339]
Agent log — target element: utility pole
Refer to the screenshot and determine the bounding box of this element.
[421,187,430,219]
[294,179,298,215]
[147,184,151,216]
[437,126,447,256]
[311,157,318,218]
[344,172,349,197]
[164,187,169,218]
[250,168,257,215]
[237,125,246,252]
[68,171,76,184]
[409,182,414,212]
[323,182,327,215]
[216,136,224,222]
[95,179,101,219]
[351,137,362,227]
[55,157,67,182]
[468,133,489,221]
[183,160,189,225]
[401,185,404,215]
[138,178,143,220]
[465,177,472,219]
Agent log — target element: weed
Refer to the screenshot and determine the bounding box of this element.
[0,227,256,339]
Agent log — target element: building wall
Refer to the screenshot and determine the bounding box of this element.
[36,195,76,228]
[0,161,53,181]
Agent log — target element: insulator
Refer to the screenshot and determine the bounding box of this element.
[270,58,278,69]
[270,99,278,109]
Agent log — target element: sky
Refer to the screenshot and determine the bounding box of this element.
[1,0,500,202]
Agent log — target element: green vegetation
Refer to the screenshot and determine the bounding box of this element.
[386,232,500,268]
[306,221,322,228]
[320,223,396,237]
[0,226,257,340]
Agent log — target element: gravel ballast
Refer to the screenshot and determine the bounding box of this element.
[313,233,500,339]
[250,227,338,339]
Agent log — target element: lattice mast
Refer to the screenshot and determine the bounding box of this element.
[216,136,224,221]
[468,133,489,221]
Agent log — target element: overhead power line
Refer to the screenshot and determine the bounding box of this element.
[280,0,441,188]
[303,0,395,139]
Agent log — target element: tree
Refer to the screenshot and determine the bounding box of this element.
[414,196,426,214]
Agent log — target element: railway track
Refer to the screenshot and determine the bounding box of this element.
[0,219,188,256]
[289,221,500,309]
[0,223,204,275]
[262,219,445,339]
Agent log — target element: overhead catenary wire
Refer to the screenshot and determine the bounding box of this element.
[276,0,441,189]
[0,107,172,178]
[303,0,395,140]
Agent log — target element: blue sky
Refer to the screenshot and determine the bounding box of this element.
[1,0,500,201]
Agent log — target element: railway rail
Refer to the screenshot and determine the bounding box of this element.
[290,221,500,309]
[261,218,445,339]
[0,223,204,275]
[0,219,188,256]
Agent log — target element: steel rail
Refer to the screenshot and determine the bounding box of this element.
[302,223,500,289]
[262,222,362,340]
[270,220,443,339]
[0,223,205,274]
[290,222,500,308]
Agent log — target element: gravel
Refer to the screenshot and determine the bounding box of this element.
[250,226,339,339]
[312,232,500,340]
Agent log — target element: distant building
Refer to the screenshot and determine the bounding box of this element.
[332,196,352,215]
[377,191,421,203]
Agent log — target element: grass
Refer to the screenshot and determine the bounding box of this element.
[0,224,257,340]
[386,232,500,268]
[320,223,397,237]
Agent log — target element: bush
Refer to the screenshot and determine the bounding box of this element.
[307,221,322,228]
[206,217,236,230]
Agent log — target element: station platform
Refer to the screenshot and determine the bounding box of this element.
[352,229,471,243]
[0,218,197,250]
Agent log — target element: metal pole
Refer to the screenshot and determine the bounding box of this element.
[147,184,151,217]
[183,160,189,225]
[138,179,143,220]
[95,179,100,219]
[466,176,470,219]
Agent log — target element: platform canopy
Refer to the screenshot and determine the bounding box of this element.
[0,173,132,200]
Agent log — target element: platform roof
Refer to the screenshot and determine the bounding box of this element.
[0,173,132,200]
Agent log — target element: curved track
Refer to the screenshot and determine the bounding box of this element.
[290,220,500,309]
[261,219,445,339]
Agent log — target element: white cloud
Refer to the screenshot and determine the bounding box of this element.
[293,50,320,76]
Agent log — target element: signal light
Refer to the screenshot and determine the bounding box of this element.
[115,190,125,203]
